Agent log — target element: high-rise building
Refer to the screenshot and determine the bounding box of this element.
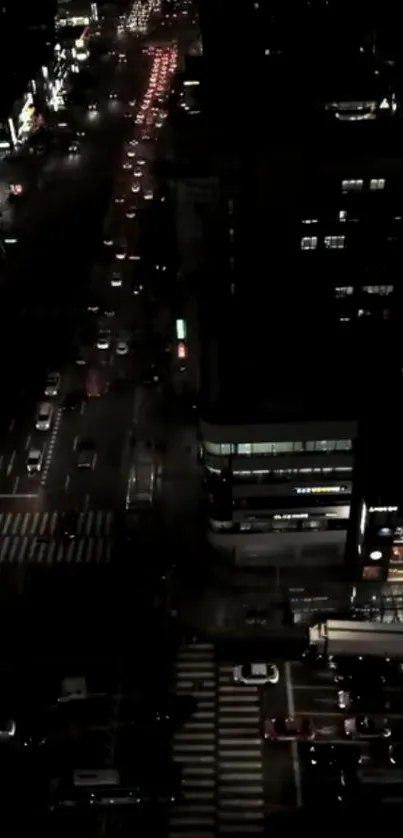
[0,0,55,117]
[192,0,403,592]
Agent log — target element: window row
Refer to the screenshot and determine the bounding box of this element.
[301,235,346,250]
[334,285,394,298]
[204,440,353,456]
[342,178,385,192]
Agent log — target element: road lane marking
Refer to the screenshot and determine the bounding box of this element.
[84,494,90,512]
[285,661,303,808]
[12,476,19,495]
[25,435,31,451]
[7,451,16,476]
[40,409,62,487]
[0,455,3,472]
[73,435,78,451]
[64,474,70,491]
[8,419,15,432]
[80,401,86,415]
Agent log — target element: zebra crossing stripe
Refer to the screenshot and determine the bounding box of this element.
[0,510,114,538]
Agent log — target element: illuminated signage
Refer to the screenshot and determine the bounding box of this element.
[176,319,186,341]
[273,513,308,521]
[369,550,383,561]
[369,506,398,513]
[294,486,347,495]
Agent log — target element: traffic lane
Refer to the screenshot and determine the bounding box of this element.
[261,664,296,808]
[64,389,134,507]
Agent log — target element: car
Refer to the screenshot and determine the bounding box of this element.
[87,300,100,313]
[264,716,316,742]
[244,608,270,625]
[110,272,123,287]
[0,716,16,741]
[59,510,79,539]
[62,390,83,412]
[86,369,108,398]
[114,194,125,204]
[35,402,54,431]
[96,329,111,350]
[26,448,44,474]
[343,715,391,740]
[88,101,98,111]
[68,141,79,155]
[337,689,391,713]
[44,371,61,397]
[58,676,87,703]
[133,282,143,295]
[131,183,140,193]
[77,439,96,469]
[108,91,118,100]
[233,663,279,686]
[144,189,153,201]
[133,168,143,177]
[123,161,133,170]
[126,205,136,219]
[116,340,129,356]
[115,245,126,261]
[129,99,136,107]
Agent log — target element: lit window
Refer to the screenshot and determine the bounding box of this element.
[342,179,363,192]
[361,285,393,295]
[302,219,319,225]
[370,178,385,191]
[334,286,353,297]
[325,235,346,249]
[301,236,318,250]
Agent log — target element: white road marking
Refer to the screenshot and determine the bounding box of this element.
[25,435,31,451]
[8,419,15,432]
[7,450,16,476]
[64,474,70,491]
[285,661,303,807]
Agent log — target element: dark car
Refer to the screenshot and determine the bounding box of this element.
[76,438,96,469]
[62,390,84,412]
[58,510,79,540]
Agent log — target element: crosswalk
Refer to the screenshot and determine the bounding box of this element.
[169,645,266,838]
[0,511,115,565]
[217,664,265,836]
[0,536,113,564]
[0,510,114,538]
[170,641,217,838]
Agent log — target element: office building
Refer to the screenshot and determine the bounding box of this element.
[192,0,403,586]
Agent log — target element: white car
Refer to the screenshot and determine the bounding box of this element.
[96,330,111,350]
[116,340,129,355]
[111,272,123,287]
[126,206,136,219]
[131,183,140,193]
[144,189,153,201]
[233,663,279,686]
[337,690,350,710]
[26,448,44,474]
[44,372,60,397]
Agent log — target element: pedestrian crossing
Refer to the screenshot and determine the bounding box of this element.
[217,664,265,836]
[0,535,113,564]
[170,641,217,838]
[0,510,114,538]
[0,510,115,565]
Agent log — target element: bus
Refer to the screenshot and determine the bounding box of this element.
[306,619,403,661]
[126,450,156,511]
